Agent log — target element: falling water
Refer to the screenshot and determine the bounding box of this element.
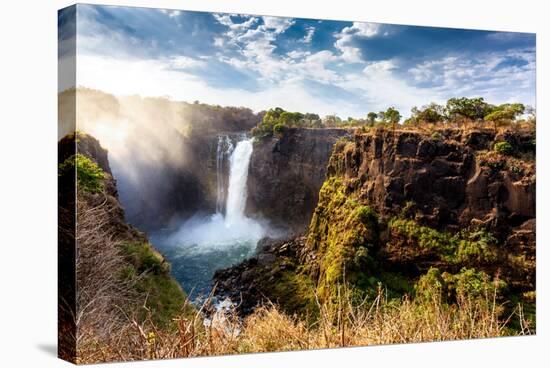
[215,135,233,214]
[153,135,266,299]
[225,138,253,225]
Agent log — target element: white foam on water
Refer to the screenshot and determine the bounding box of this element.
[166,137,265,254]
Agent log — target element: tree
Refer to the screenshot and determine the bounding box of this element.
[367,112,377,126]
[409,103,445,125]
[323,114,342,127]
[303,113,321,127]
[484,103,525,131]
[380,107,401,131]
[253,108,323,137]
[525,105,536,124]
[445,97,494,122]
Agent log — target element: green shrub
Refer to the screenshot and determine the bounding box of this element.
[456,230,498,264]
[479,156,506,171]
[485,103,525,125]
[268,269,317,317]
[389,219,498,265]
[252,107,317,138]
[120,242,169,275]
[494,141,513,155]
[119,242,190,327]
[451,267,506,298]
[416,267,507,302]
[273,122,285,134]
[446,97,494,121]
[415,267,445,301]
[59,153,105,193]
[389,219,455,258]
[409,103,445,124]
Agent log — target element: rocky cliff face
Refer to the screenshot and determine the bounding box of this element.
[58,133,190,362]
[328,129,535,234]
[215,127,536,315]
[320,128,535,290]
[246,128,351,232]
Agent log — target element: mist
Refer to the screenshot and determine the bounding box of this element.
[59,87,262,231]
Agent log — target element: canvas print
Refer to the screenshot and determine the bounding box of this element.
[58,4,536,364]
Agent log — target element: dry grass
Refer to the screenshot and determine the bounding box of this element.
[367,118,535,137]
[75,193,146,363]
[76,281,533,364]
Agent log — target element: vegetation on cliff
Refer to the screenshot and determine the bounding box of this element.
[314,124,532,324]
[306,177,379,298]
[388,219,499,266]
[250,97,535,139]
[251,107,323,138]
[59,153,105,193]
[58,133,196,363]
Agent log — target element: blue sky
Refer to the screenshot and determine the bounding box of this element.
[59,4,536,118]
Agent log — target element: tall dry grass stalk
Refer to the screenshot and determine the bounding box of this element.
[76,279,532,364]
[75,194,144,363]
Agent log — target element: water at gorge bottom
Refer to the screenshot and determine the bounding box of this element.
[151,137,266,302]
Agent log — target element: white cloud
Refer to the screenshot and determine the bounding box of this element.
[213,14,259,36]
[406,51,536,106]
[213,37,224,47]
[301,26,315,43]
[287,50,311,59]
[340,60,440,114]
[212,14,314,83]
[159,9,181,18]
[301,51,341,83]
[261,16,295,34]
[363,60,396,74]
[334,38,362,63]
[74,8,535,121]
[76,10,427,119]
[168,55,204,69]
[168,10,180,18]
[348,22,381,37]
[334,22,382,63]
[76,54,359,117]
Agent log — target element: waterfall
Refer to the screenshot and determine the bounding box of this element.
[225,138,253,226]
[215,135,233,214]
[165,135,264,251]
[153,134,267,298]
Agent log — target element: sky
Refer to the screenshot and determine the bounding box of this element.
[58,4,536,119]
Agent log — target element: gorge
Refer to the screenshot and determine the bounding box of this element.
[150,136,268,299]
[59,90,536,363]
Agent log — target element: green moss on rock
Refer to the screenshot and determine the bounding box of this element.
[266,269,317,317]
[388,219,498,266]
[415,267,507,303]
[306,177,379,299]
[119,242,192,328]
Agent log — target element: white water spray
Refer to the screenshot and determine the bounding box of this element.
[225,138,253,226]
[166,136,264,252]
[215,135,234,214]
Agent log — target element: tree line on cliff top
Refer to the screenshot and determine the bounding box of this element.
[251,97,536,138]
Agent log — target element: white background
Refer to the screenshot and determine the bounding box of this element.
[0,0,547,367]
